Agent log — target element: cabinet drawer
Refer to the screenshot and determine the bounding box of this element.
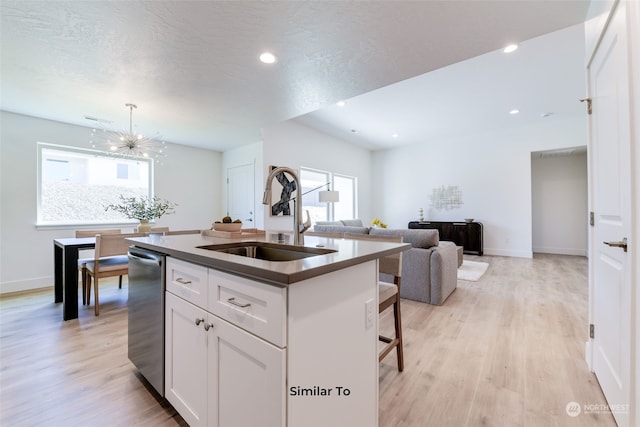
[208,269,286,347]
[166,257,208,309]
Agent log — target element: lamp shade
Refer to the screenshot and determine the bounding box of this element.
[319,190,339,203]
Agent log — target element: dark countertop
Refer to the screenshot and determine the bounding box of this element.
[128,233,409,287]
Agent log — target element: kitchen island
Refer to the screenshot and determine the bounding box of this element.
[128,233,408,427]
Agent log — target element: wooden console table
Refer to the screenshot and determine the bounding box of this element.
[408,221,483,255]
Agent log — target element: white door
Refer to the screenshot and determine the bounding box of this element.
[588,2,632,426]
[227,163,255,225]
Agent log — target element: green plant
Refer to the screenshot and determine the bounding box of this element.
[105,195,176,221]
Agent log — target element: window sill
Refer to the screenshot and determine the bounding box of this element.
[35,221,153,231]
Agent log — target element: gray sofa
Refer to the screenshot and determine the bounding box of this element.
[311,223,459,305]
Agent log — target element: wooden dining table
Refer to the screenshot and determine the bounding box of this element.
[53,237,96,321]
[53,230,201,320]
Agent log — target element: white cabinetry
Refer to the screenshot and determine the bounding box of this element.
[165,257,379,427]
[165,292,208,426]
[208,311,285,427]
[165,258,285,427]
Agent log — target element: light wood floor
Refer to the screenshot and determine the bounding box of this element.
[378,254,616,427]
[0,254,616,426]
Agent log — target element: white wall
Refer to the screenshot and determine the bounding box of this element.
[371,117,587,258]
[0,111,222,294]
[260,120,373,231]
[531,151,588,255]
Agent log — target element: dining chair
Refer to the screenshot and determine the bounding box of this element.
[85,232,145,316]
[164,229,202,235]
[145,227,170,234]
[75,229,121,305]
[344,233,405,371]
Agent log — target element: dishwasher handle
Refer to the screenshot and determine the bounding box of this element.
[128,251,163,267]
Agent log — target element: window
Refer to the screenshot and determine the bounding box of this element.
[37,143,153,226]
[333,173,357,221]
[300,167,357,223]
[300,168,331,223]
[117,163,129,179]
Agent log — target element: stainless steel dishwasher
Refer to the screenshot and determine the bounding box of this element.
[128,246,165,397]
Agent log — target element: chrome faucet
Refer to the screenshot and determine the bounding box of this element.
[262,166,309,245]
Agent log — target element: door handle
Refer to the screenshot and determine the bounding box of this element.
[603,238,628,252]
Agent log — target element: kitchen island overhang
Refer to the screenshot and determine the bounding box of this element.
[127,233,409,287]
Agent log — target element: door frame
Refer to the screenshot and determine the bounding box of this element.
[584,0,639,425]
[226,161,256,226]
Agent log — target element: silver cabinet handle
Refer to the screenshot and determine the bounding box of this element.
[227,297,251,308]
[204,322,214,331]
[195,318,204,326]
[176,277,192,285]
[604,238,628,252]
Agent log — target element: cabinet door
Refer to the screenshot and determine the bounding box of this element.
[451,222,469,248]
[166,292,209,427]
[207,317,285,427]
[467,222,483,254]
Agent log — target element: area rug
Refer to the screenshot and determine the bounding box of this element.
[457,260,489,282]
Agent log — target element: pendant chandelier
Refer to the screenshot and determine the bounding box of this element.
[90,103,167,163]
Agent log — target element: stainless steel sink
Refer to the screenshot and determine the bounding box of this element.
[197,242,336,261]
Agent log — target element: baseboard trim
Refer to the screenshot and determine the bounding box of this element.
[533,246,587,256]
[483,248,533,258]
[585,340,593,371]
[1,276,53,295]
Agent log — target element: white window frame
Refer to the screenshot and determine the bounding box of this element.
[37,143,154,228]
[300,167,357,222]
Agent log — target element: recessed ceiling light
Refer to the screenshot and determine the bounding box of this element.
[259,52,277,64]
[336,100,346,107]
[392,133,399,138]
[503,44,518,53]
[509,109,520,115]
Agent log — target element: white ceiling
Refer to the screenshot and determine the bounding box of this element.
[1,1,591,152]
[296,21,587,150]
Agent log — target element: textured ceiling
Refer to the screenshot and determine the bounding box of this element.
[1,1,591,152]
